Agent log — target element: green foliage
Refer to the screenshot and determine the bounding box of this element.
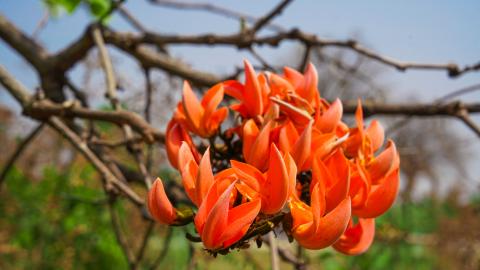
[0,166,127,269]
[42,0,112,20]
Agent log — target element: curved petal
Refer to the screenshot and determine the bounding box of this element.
[283,66,304,90]
[166,120,197,169]
[195,148,215,205]
[278,120,299,154]
[230,160,263,191]
[263,144,290,214]
[316,99,343,133]
[246,121,272,170]
[367,120,384,153]
[333,218,375,255]
[242,119,259,161]
[368,140,398,183]
[200,182,236,249]
[291,120,313,170]
[301,63,318,102]
[324,149,350,212]
[182,81,204,132]
[223,80,245,101]
[219,199,261,248]
[243,59,263,116]
[147,178,177,224]
[295,197,351,250]
[353,168,399,218]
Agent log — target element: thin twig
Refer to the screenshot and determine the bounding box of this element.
[149,227,173,270]
[456,109,480,138]
[32,10,49,40]
[107,195,136,267]
[268,231,280,270]
[150,0,286,32]
[0,123,45,190]
[118,5,148,32]
[134,221,155,267]
[251,0,293,34]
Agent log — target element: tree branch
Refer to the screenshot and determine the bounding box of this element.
[0,123,45,191]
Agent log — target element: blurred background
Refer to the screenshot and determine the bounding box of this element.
[1,1,480,269]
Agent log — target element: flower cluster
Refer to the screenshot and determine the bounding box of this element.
[148,60,400,255]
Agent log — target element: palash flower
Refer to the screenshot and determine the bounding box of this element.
[148,178,177,224]
[177,142,215,207]
[231,144,297,214]
[224,60,270,118]
[333,218,375,255]
[194,181,261,250]
[289,183,351,249]
[178,81,228,138]
[149,60,400,256]
[345,101,400,218]
[165,118,200,169]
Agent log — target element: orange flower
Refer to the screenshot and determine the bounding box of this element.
[310,148,350,213]
[224,60,269,118]
[180,81,228,138]
[194,181,261,250]
[177,142,215,206]
[278,120,313,171]
[165,119,200,169]
[345,100,400,218]
[147,178,177,225]
[242,119,272,171]
[289,183,351,249]
[231,144,297,214]
[333,218,375,255]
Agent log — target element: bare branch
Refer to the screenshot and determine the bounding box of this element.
[48,117,144,206]
[251,0,293,34]
[343,100,480,117]
[0,123,45,191]
[150,0,286,32]
[108,196,136,266]
[0,13,49,70]
[24,99,164,143]
[268,232,280,270]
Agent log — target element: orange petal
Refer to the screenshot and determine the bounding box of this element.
[201,181,236,249]
[147,178,177,224]
[230,160,263,191]
[246,121,272,170]
[182,81,204,133]
[353,168,399,218]
[242,119,259,161]
[223,80,245,101]
[291,120,313,170]
[270,96,312,126]
[296,197,351,250]
[368,140,398,183]
[301,63,318,102]
[207,107,228,134]
[283,66,304,90]
[195,147,215,206]
[219,199,261,248]
[283,153,298,199]
[333,218,375,255]
[263,144,290,214]
[316,99,343,133]
[243,59,263,116]
[323,150,350,212]
[367,120,384,152]
[278,120,299,154]
[166,120,197,169]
